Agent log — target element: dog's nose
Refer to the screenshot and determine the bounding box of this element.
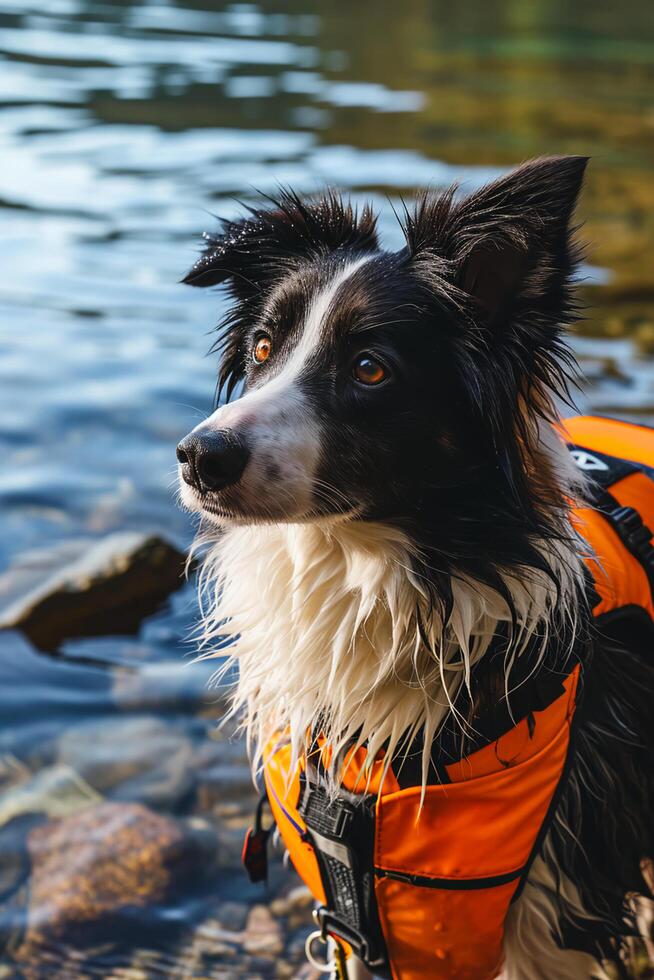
[176,430,250,493]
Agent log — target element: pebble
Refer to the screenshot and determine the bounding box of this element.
[214,902,249,932]
[269,885,313,918]
[242,905,283,957]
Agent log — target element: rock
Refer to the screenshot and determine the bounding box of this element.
[195,753,254,815]
[242,904,284,957]
[269,885,313,918]
[16,802,217,958]
[275,961,296,978]
[214,900,249,932]
[0,533,187,651]
[56,716,194,810]
[0,540,93,612]
[0,764,101,828]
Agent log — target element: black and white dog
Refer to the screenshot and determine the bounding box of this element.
[177,157,653,978]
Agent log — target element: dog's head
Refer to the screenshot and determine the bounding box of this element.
[178,156,587,570]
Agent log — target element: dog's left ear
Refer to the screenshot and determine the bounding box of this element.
[405,155,588,328]
[182,191,378,300]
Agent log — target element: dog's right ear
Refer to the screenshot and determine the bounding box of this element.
[182,191,378,301]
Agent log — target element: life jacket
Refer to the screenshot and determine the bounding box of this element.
[244,415,654,980]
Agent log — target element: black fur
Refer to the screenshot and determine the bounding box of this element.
[183,190,378,398]
[547,606,654,967]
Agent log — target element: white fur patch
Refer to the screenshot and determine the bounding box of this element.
[181,255,372,522]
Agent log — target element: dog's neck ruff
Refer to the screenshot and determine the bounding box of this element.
[198,504,585,782]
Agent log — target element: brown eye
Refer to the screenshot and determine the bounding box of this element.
[253,334,272,364]
[352,354,387,386]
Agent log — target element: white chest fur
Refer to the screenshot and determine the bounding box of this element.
[198,516,583,784]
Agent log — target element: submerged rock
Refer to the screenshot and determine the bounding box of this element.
[0,764,101,828]
[0,533,187,651]
[56,716,195,811]
[242,905,283,957]
[16,802,217,958]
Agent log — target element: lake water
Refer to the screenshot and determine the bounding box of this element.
[1,1,653,976]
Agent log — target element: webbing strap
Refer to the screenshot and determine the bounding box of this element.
[597,489,654,600]
[568,441,654,601]
[299,774,390,976]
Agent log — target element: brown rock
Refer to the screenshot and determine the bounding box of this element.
[0,533,187,650]
[242,904,284,957]
[16,802,215,958]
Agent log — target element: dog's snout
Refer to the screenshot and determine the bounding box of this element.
[177,430,250,493]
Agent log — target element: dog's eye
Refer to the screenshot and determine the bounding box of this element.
[253,334,272,364]
[352,354,387,386]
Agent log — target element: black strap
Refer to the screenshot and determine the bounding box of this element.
[569,438,654,602]
[299,771,390,977]
[597,490,654,598]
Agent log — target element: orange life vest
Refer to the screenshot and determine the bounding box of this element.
[253,415,654,980]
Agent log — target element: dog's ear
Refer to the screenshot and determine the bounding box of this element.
[404,155,588,329]
[183,190,378,300]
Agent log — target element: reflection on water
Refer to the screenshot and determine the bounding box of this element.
[0,0,653,976]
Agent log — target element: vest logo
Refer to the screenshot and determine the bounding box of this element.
[570,450,609,472]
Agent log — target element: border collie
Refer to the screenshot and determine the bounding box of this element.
[177,156,653,979]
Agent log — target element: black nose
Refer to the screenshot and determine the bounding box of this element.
[176,430,250,493]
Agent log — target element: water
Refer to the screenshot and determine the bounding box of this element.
[0,1,653,976]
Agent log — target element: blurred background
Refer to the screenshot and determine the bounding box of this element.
[0,1,653,977]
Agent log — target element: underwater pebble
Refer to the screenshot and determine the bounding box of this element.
[213,901,249,932]
[242,905,283,957]
[269,885,312,918]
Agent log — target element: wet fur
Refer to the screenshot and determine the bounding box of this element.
[180,157,653,977]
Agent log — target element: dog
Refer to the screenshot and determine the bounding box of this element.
[177,156,653,979]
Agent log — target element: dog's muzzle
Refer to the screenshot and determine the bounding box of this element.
[176,429,250,494]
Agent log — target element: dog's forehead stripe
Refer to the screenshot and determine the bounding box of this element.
[201,255,373,429]
[280,254,374,381]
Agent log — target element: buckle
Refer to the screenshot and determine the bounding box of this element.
[314,906,386,970]
[611,505,641,531]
